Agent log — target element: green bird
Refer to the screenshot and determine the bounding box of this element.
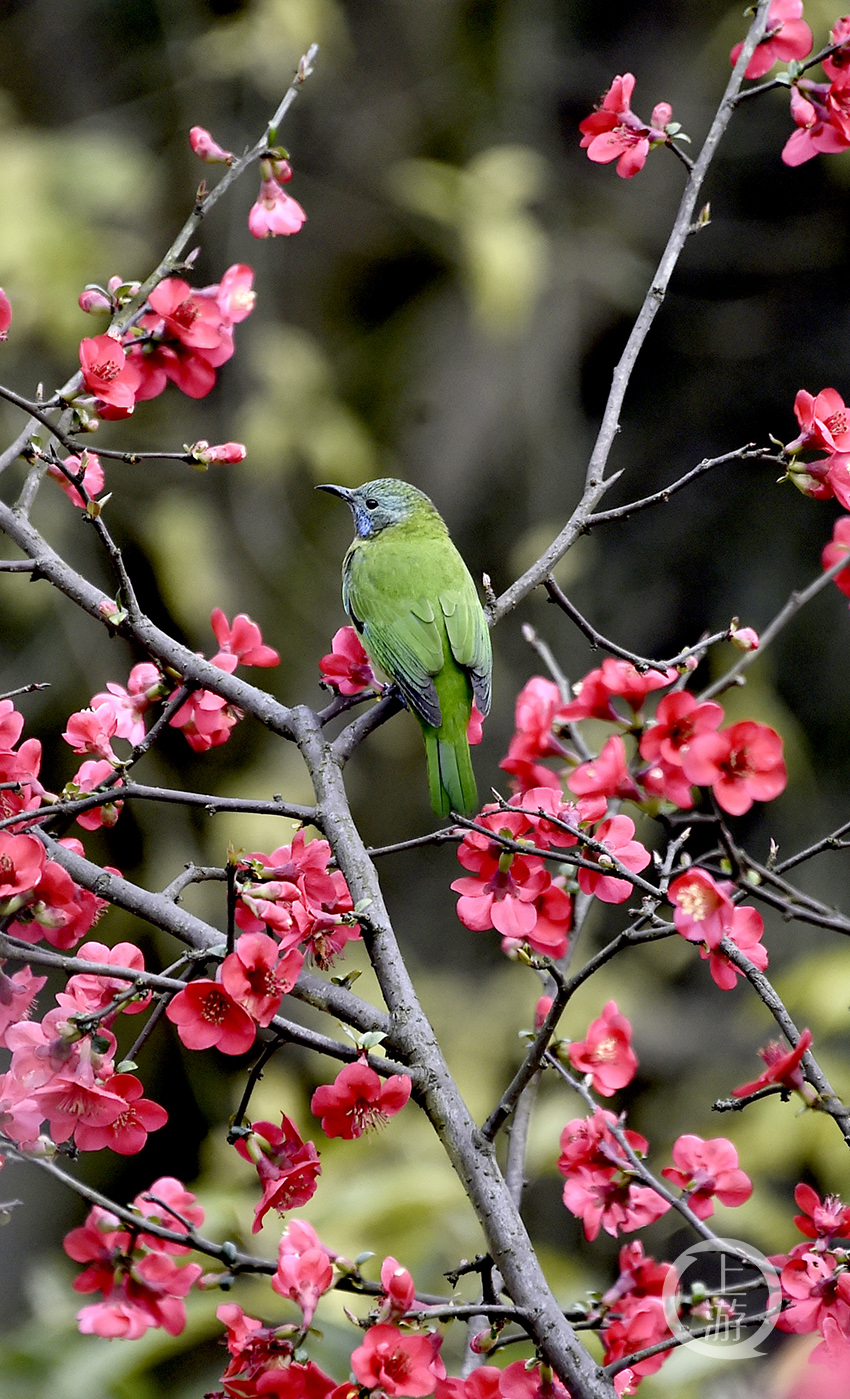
[317,478,492,817]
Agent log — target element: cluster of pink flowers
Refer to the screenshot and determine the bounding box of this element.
[77,262,257,419]
[772,1184,850,1371]
[235,828,361,969]
[579,73,673,179]
[596,1241,678,1395]
[779,16,850,166]
[59,610,279,808]
[452,663,784,966]
[64,1178,203,1337]
[558,1108,671,1241]
[216,1242,448,1399]
[165,930,304,1056]
[668,866,769,990]
[0,935,167,1157]
[501,667,786,820]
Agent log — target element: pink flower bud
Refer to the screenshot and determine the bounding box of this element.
[269,157,293,184]
[189,126,234,165]
[731,625,759,652]
[107,276,124,294]
[78,287,112,315]
[0,288,12,340]
[651,102,673,130]
[187,440,247,465]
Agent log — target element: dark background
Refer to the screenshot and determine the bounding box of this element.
[0,1,849,1395]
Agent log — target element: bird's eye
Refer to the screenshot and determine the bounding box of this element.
[365,498,379,510]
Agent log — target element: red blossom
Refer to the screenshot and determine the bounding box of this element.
[72,1072,168,1154]
[567,735,642,803]
[235,1114,321,1233]
[558,1108,670,1240]
[639,691,724,767]
[350,1324,445,1397]
[310,1061,412,1139]
[165,978,256,1054]
[733,1027,813,1099]
[731,0,812,79]
[668,868,734,949]
[792,1182,850,1247]
[568,1000,638,1097]
[681,720,787,815]
[499,676,572,790]
[701,903,768,991]
[47,450,105,507]
[319,626,377,696]
[661,1134,753,1219]
[211,608,280,668]
[168,688,240,752]
[79,334,141,413]
[579,73,672,179]
[0,831,46,900]
[220,933,303,1026]
[786,387,850,455]
[822,514,850,598]
[148,276,226,351]
[576,815,650,905]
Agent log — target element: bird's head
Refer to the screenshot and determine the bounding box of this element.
[316,478,432,539]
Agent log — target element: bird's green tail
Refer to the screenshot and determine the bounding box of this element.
[423,724,478,817]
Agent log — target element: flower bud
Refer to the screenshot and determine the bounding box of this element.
[187,440,247,466]
[78,287,112,315]
[730,625,759,652]
[189,125,235,165]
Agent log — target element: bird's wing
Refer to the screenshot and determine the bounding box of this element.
[439,587,492,717]
[344,550,445,728]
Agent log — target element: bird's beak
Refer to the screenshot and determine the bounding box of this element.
[315,483,353,502]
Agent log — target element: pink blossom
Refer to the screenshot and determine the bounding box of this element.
[71,759,123,831]
[668,868,734,949]
[0,287,11,339]
[78,334,140,413]
[148,277,226,352]
[731,0,812,79]
[62,704,119,761]
[786,387,850,454]
[662,1134,752,1218]
[72,1073,168,1154]
[567,734,642,802]
[311,1061,412,1139]
[90,663,163,746]
[568,1000,638,1096]
[579,73,672,179]
[165,979,256,1054]
[234,1114,321,1232]
[350,1324,445,1397]
[733,1027,813,1099]
[702,904,768,991]
[220,933,303,1026]
[319,625,377,695]
[47,451,105,507]
[168,688,240,752]
[189,125,234,164]
[639,691,724,767]
[213,262,256,324]
[822,514,850,598]
[248,179,307,237]
[576,814,650,905]
[681,720,787,815]
[271,1242,334,1326]
[0,832,46,900]
[210,608,280,667]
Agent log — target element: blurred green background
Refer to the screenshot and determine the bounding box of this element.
[1,0,850,1395]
